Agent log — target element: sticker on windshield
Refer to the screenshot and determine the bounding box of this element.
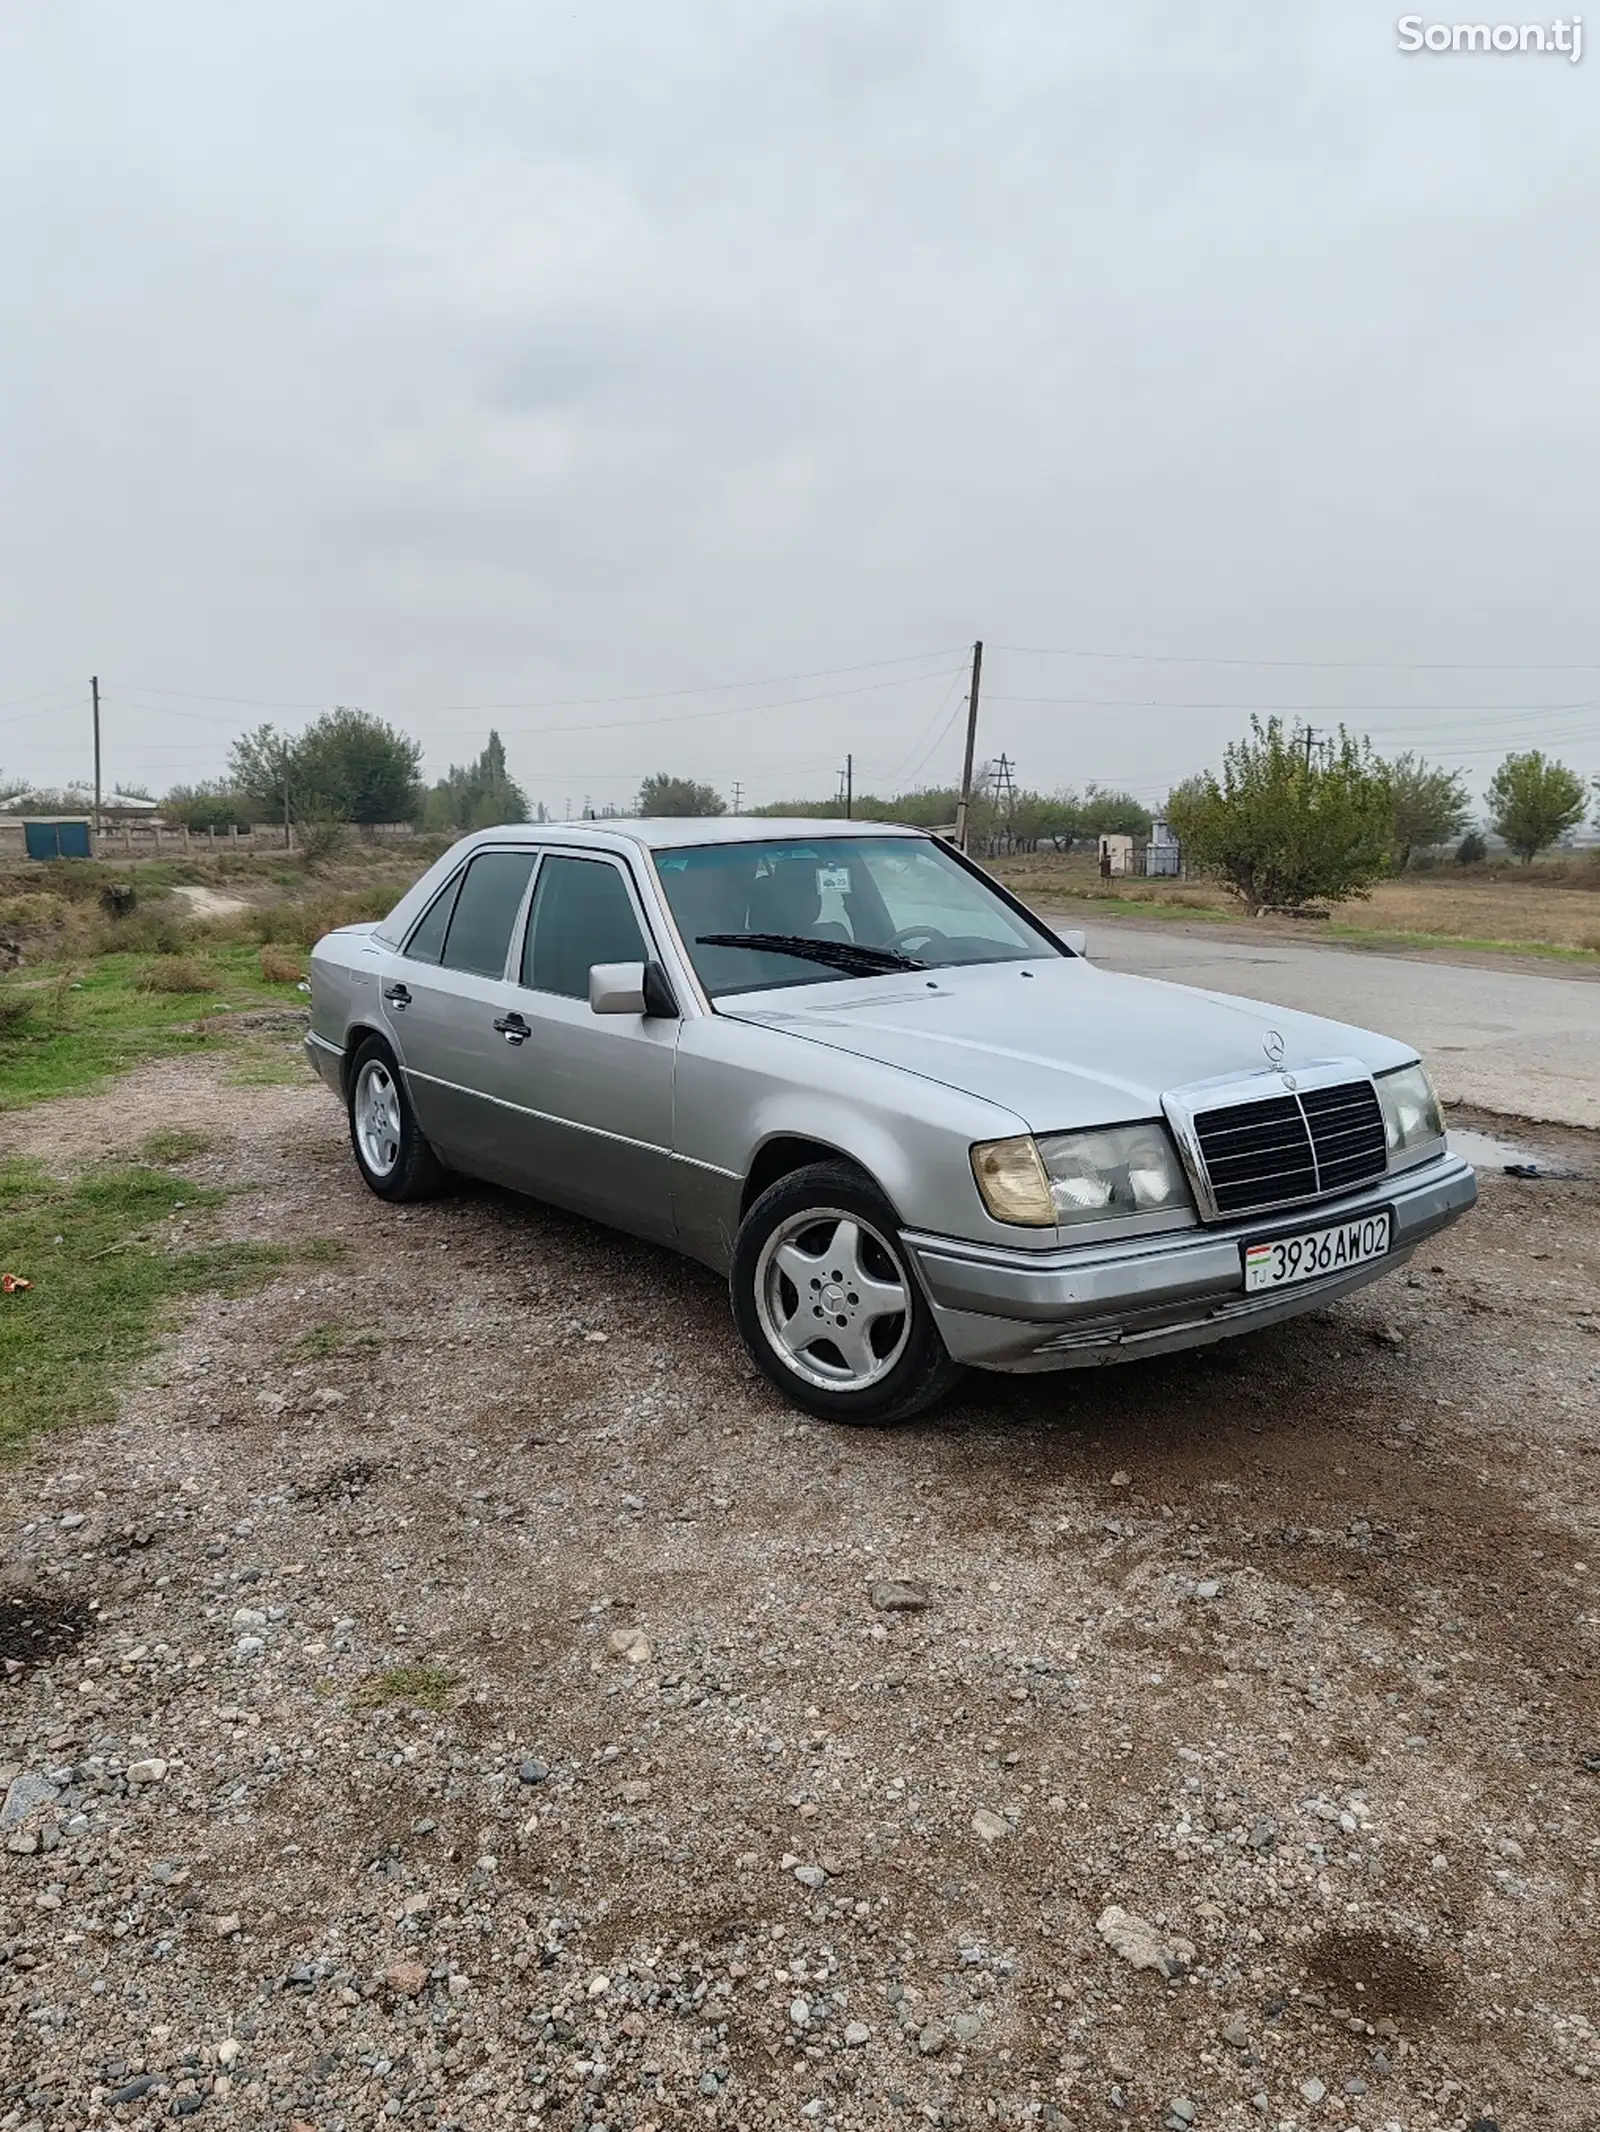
[816,866,851,894]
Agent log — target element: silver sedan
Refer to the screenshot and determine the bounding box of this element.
[306,819,1476,1422]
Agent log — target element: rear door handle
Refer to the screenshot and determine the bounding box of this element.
[384,983,411,1009]
[494,1012,530,1045]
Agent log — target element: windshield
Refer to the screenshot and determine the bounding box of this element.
[653,835,1064,998]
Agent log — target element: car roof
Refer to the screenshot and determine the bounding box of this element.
[466,817,928,851]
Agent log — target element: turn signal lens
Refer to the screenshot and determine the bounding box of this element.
[970,1136,1055,1226]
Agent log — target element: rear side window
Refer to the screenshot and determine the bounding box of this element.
[522,856,648,998]
[403,875,462,965]
[438,850,537,979]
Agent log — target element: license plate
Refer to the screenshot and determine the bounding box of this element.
[1242,1210,1392,1292]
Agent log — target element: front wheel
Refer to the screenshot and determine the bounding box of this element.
[347,1038,448,1202]
[730,1160,962,1423]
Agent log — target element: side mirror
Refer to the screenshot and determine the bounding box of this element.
[1062,928,1088,958]
[588,960,679,1017]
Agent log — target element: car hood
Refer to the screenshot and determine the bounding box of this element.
[718,957,1415,1131]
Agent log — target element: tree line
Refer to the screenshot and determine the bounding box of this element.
[162,711,535,835]
[45,701,1594,914]
[1166,719,1597,911]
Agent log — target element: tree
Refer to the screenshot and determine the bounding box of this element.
[425,730,529,832]
[228,709,423,826]
[1455,829,1487,865]
[293,708,423,825]
[1485,749,1588,863]
[163,780,253,832]
[1385,753,1472,870]
[1078,786,1152,840]
[227,723,296,820]
[1165,718,1394,913]
[637,773,726,817]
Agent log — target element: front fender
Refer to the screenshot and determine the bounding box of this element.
[672,1016,1058,1256]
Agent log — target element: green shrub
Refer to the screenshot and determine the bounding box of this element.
[136,956,217,995]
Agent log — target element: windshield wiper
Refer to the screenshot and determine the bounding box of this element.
[695,931,925,976]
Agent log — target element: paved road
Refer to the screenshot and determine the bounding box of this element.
[1069,920,1600,1129]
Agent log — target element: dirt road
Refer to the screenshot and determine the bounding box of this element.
[2,1054,1598,2131]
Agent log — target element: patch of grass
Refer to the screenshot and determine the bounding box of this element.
[223,1037,312,1087]
[259,944,304,984]
[0,948,304,1111]
[137,1127,217,1164]
[0,1159,330,1454]
[1319,923,1600,962]
[136,955,217,995]
[285,1319,381,1362]
[355,1664,457,1713]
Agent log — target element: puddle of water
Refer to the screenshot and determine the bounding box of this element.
[1449,1128,1587,1179]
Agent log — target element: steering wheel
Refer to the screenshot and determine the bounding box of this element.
[887,924,953,957]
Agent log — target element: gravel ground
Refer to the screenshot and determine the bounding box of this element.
[2,1051,1598,2132]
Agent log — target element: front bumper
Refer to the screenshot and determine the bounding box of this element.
[903,1152,1477,1372]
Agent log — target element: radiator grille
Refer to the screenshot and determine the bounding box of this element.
[1192,1079,1386,1217]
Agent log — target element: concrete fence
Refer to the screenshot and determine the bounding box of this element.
[0,820,422,861]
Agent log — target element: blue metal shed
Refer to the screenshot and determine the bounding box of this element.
[23,819,93,860]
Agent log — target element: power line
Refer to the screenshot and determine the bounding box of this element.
[0,681,87,712]
[994,643,1600,672]
[986,693,1600,714]
[108,663,969,743]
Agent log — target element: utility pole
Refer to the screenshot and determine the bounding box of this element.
[282,754,293,852]
[91,677,102,839]
[1302,725,1319,776]
[953,639,984,852]
[844,753,853,820]
[731,780,744,815]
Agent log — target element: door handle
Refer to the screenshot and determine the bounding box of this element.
[384,983,411,1009]
[493,1013,530,1045]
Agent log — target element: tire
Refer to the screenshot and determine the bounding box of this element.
[730,1159,962,1424]
[346,1037,449,1203]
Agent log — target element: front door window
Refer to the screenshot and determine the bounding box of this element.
[522,855,649,995]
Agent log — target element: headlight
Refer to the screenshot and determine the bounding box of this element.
[1039,1123,1192,1228]
[1376,1062,1444,1164]
[971,1123,1192,1229]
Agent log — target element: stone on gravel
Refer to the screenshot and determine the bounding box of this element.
[971,1807,1010,1843]
[605,1627,653,1664]
[0,1772,57,1829]
[870,1579,929,1612]
[1096,1905,1196,1978]
[517,1755,549,1784]
[385,1959,428,1996]
[1221,2015,1251,2050]
[126,1757,168,1785]
[843,2021,872,2047]
[1300,2076,1327,2105]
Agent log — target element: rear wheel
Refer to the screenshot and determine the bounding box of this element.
[346,1038,448,1202]
[730,1160,961,1423]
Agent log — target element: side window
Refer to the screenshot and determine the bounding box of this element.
[521,857,648,998]
[438,850,538,979]
[403,874,462,965]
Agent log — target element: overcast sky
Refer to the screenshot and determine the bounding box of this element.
[2,1,1596,817]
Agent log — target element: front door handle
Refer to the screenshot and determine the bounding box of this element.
[494,1012,530,1045]
[384,983,411,1009]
